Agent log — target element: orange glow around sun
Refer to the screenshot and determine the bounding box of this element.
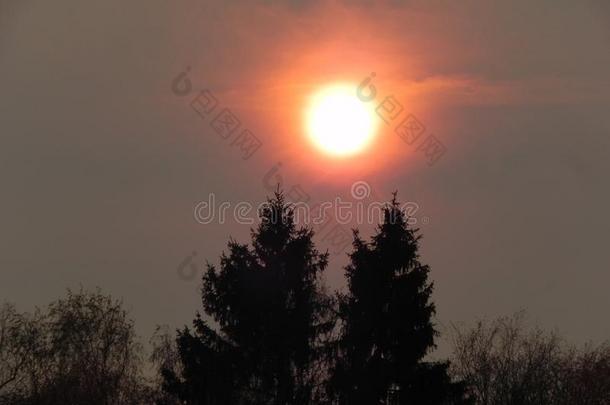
[305,84,380,157]
[240,33,430,181]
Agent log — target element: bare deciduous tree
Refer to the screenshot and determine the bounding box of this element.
[0,303,26,392]
[450,312,610,405]
[0,289,147,405]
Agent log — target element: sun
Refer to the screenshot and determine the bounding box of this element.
[305,84,379,157]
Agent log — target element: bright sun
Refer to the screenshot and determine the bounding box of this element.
[305,84,379,157]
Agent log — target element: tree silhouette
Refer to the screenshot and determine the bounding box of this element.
[330,195,469,405]
[451,312,610,405]
[162,192,334,404]
[0,289,145,405]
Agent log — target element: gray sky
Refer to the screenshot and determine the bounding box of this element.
[1,0,609,350]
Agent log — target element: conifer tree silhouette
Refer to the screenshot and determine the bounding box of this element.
[330,195,470,405]
[162,192,333,405]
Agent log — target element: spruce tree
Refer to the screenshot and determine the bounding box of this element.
[163,192,333,405]
[331,195,469,405]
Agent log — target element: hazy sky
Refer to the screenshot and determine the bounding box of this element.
[1,0,609,350]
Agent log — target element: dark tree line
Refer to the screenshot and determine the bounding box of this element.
[159,192,470,405]
[1,192,609,404]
